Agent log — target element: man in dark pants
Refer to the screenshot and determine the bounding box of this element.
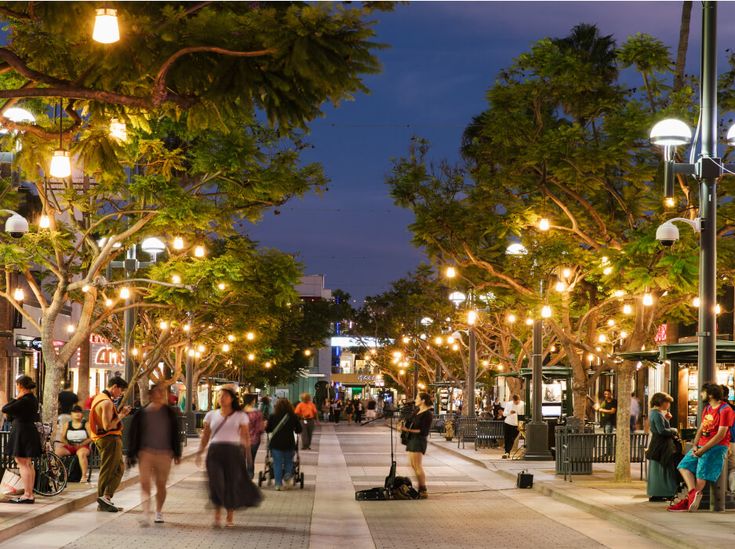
[502,394,524,459]
[89,376,131,512]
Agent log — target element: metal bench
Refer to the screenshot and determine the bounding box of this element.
[557,431,649,481]
[455,417,478,449]
[475,420,504,450]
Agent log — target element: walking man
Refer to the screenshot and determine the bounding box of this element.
[668,383,734,512]
[126,383,182,524]
[294,393,318,450]
[502,394,524,459]
[89,376,131,512]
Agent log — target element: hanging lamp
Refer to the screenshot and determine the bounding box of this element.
[49,102,71,178]
[93,8,120,44]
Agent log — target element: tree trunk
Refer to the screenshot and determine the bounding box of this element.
[77,336,90,406]
[674,1,693,91]
[614,361,635,482]
[137,376,150,405]
[41,356,63,426]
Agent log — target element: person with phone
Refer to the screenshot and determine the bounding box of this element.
[89,376,132,513]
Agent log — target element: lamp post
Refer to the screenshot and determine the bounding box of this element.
[185,342,198,436]
[649,2,735,403]
[506,243,552,460]
[448,291,477,418]
[108,237,166,390]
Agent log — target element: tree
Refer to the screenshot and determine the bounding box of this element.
[0,2,387,423]
[387,24,735,482]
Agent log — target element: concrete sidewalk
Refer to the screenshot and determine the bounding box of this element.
[0,438,199,544]
[428,436,735,549]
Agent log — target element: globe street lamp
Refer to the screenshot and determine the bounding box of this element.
[505,242,552,460]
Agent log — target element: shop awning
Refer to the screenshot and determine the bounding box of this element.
[658,340,735,363]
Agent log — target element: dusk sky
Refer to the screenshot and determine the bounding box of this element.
[247,1,735,303]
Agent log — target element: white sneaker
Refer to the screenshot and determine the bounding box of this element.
[154,512,164,523]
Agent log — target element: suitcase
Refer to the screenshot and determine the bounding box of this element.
[516,470,533,489]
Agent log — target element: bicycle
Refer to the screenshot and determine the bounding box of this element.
[7,423,68,497]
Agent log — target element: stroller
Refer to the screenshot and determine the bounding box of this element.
[257,432,305,489]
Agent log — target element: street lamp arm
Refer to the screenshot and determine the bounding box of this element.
[666,217,701,233]
[0,209,20,217]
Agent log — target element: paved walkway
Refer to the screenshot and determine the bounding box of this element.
[0,423,708,548]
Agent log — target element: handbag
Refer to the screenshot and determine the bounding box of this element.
[516,470,533,489]
[0,468,23,496]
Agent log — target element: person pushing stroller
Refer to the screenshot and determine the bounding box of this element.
[266,398,302,490]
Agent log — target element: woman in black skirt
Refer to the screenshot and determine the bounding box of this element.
[400,392,433,499]
[2,375,41,503]
[196,385,262,527]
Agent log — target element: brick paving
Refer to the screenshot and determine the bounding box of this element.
[2,422,665,549]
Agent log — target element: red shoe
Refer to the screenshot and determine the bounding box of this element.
[667,498,689,512]
[687,489,702,512]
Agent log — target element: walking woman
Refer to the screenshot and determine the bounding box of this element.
[646,392,681,502]
[243,394,266,479]
[126,383,182,524]
[197,385,262,527]
[266,398,302,490]
[400,392,433,499]
[2,375,41,503]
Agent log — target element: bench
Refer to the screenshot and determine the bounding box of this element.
[455,417,478,449]
[475,420,504,450]
[557,431,649,481]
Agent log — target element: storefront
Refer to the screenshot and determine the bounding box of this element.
[331,373,389,401]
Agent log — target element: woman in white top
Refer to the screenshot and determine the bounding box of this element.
[196,385,262,527]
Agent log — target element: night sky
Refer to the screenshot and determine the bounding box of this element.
[247,1,735,304]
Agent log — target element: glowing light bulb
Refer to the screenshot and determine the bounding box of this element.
[607,319,615,327]
[643,293,653,307]
[264,361,272,369]
[562,268,572,279]
[467,310,478,325]
[247,353,255,362]
[445,266,457,279]
[716,304,722,314]
[119,287,130,300]
[402,336,410,344]
[451,344,459,351]
[588,353,595,362]
[217,282,226,291]
[109,118,127,141]
[692,297,701,307]
[197,344,206,353]
[434,336,444,346]
[183,323,191,332]
[12,288,24,301]
[399,369,406,376]
[664,196,675,208]
[188,348,196,357]
[620,330,628,339]
[105,298,114,308]
[538,218,550,231]
[50,150,71,178]
[598,334,607,343]
[171,274,181,284]
[159,320,169,331]
[525,318,534,326]
[93,8,120,43]
[603,267,613,276]
[601,256,609,265]
[39,215,51,229]
[623,304,633,315]
[613,290,625,297]
[227,334,236,342]
[173,237,184,250]
[222,343,231,353]
[555,281,566,292]
[66,324,75,334]
[304,349,312,357]
[446,337,455,345]
[506,314,517,324]
[194,245,205,258]
[541,305,552,319]
[245,332,255,341]
[392,350,402,359]
[82,284,90,293]
[481,359,490,367]
[131,348,139,357]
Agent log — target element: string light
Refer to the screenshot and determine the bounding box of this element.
[506,314,517,324]
[194,245,206,258]
[434,336,444,346]
[541,305,552,319]
[222,343,231,352]
[643,293,654,307]
[173,237,185,250]
[183,323,191,332]
[171,274,181,284]
[445,266,457,278]
[217,282,226,291]
[105,298,114,308]
[119,287,130,299]
[555,281,566,292]
[247,353,255,361]
[159,320,169,331]
[245,331,255,341]
[538,218,550,231]
[39,215,51,229]
[467,310,478,325]
[12,288,24,301]
[623,304,633,315]
[109,119,127,141]
[227,334,236,342]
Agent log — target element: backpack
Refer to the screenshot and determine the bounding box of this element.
[388,476,420,500]
[714,403,735,442]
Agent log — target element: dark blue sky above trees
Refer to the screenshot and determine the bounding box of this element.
[247,1,735,303]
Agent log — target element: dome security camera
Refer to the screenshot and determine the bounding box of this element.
[5,213,28,238]
[656,222,679,247]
